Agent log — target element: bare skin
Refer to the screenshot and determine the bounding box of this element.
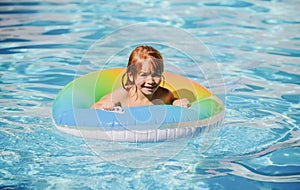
[92,86,172,110]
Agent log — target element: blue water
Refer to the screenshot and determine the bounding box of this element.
[1,0,300,189]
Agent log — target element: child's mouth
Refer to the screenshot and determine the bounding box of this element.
[142,85,156,91]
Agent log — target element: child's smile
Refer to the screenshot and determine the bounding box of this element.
[133,60,162,98]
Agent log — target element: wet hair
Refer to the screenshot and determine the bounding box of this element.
[122,45,164,89]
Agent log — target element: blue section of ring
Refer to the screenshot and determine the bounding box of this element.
[53,105,199,130]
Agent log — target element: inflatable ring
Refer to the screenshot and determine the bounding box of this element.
[52,68,224,142]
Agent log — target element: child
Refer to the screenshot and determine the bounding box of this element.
[91,45,190,111]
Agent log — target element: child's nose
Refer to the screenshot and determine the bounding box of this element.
[146,75,155,83]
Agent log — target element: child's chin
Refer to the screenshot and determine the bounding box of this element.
[143,91,153,95]
[142,89,154,95]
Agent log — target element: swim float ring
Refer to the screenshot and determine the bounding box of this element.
[52,68,224,142]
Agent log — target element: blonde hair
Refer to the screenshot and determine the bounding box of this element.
[122,45,164,89]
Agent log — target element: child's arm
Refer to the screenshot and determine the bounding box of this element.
[91,87,123,110]
[158,87,191,108]
[91,94,116,111]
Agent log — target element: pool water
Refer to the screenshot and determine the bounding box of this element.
[1,0,300,189]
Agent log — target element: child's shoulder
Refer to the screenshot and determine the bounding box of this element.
[155,86,175,103]
[111,86,128,96]
[157,86,172,94]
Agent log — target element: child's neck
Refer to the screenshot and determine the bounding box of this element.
[129,89,154,106]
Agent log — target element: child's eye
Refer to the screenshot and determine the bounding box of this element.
[153,73,161,78]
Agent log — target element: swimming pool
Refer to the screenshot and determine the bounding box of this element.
[1,0,299,189]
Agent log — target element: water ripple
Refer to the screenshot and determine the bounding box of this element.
[204,1,253,8]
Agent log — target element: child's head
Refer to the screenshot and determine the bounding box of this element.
[122,45,164,89]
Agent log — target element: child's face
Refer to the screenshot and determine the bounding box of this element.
[130,60,162,97]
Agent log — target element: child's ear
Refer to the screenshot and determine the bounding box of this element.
[128,72,134,82]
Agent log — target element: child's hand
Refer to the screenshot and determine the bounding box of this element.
[101,102,116,111]
[91,101,115,111]
[172,98,191,108]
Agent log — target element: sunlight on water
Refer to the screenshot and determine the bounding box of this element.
[0,0,299,189]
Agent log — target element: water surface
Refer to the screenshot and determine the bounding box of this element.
[0,0,299,189]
